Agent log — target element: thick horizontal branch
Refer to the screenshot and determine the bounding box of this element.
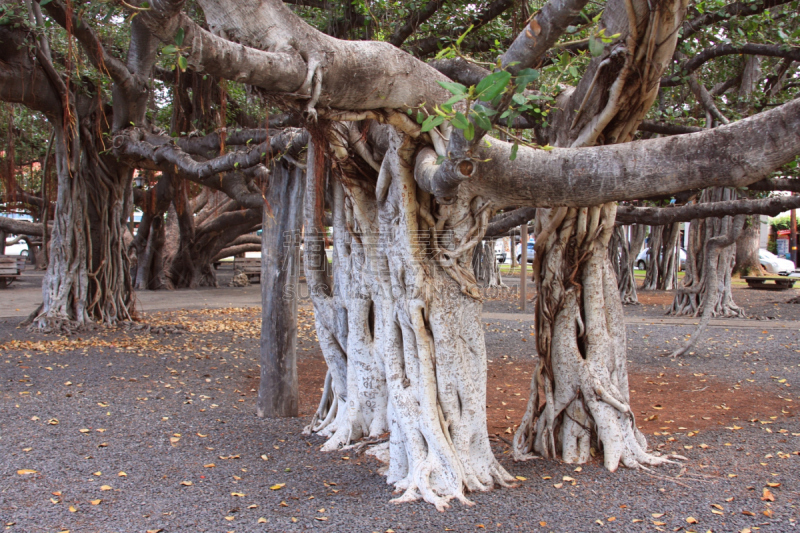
[0,216,47,236]
[615,195,800,225]
[143,128,272,156]
[114,128,308,179]
[196,208,261,237]
[747,177,800,193]
[485,207,537,237]
[138,10,306,93]
[638,121,703,135]
[662,43,800,87]
[228,234,261,247]
[163,0,452,112]
[460,97,800,207]
[212,243,261,263]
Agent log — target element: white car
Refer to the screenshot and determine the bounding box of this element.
[759,249,796,276]
[515,241,535,263]
[3,239,28,259]
[494,240,507,264]
[636,247,686,271]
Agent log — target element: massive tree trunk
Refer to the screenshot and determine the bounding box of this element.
[733,214,766,276]
[514,0,688,469]
[515,205,668,469]
[670,188,745,320]
[36,117,135,330]
[669,189,747,356]
[641,222,680,291]
[610,225,638,304]
[473,240,507,288]
[302,132,516,509]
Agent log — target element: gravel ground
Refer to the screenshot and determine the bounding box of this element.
[1,288,798,532]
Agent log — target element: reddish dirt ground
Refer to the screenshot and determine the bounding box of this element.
[291,347,791,445]
[637,291,677,306]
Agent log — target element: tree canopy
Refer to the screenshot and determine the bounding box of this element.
[1,0,799,510]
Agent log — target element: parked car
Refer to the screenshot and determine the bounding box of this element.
[3,238,28,259]
[494,240,507,264]
[635,247,686,271]
[515,241,535,263]
[758,249,796,276]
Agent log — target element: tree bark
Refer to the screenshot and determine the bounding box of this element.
[670,188,745,325]
[258,162,305,418]
[514,0,688,470]
[472,240,507,288]
[733,214,766,276]
[609,225,638,304]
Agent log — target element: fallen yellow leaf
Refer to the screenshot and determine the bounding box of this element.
[258,517,267,524]
[69,505,77,513]
[100,485,112,491]
[16,469,37,475]
[231,492,245,497]
[270,483,285,490]
[515,476,527,481]
[761,488,775,502]
[686,516,698,524]
[180,481,192,486]
[224,516,234,521]
[90,499,101,505]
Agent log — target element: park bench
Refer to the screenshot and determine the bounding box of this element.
[233,257,261,282]
[743,276,797,290]
[0,255,25,288]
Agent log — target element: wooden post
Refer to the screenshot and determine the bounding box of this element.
[520,223,527,310]
[510,232,517,268]
[257,163,305,418]
[791,199,797,267]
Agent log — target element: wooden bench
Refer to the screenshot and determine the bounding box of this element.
[0,255,24,288]
[233,257,261,282]
[743,276,797,290]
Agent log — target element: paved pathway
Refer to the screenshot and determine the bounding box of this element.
[482,311,799,329]
[3,272,797,331]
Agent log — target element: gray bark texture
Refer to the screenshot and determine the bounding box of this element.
[669,188,746,357]
[609,226,638,304]
[258,163,305,418]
